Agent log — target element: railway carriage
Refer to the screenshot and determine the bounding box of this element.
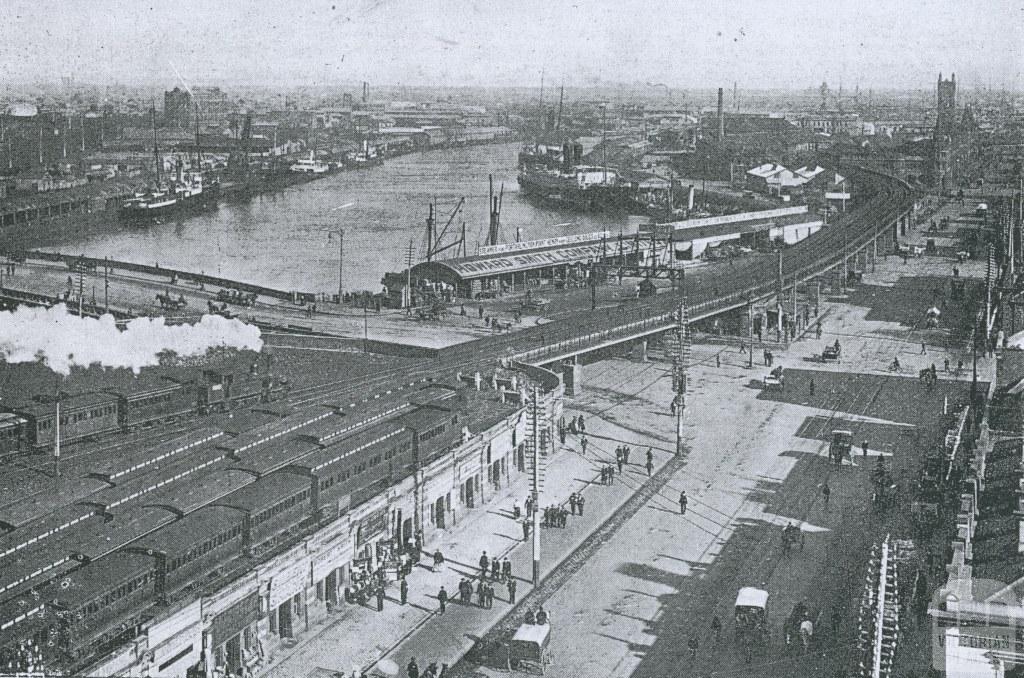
[110,378,196,431]
[9,392,121,449]
[0,413,25,455]
[128,505,247,605]
[214,473,314,559]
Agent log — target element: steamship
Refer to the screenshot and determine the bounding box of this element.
[119,162,220,224]
[517,141,630,211]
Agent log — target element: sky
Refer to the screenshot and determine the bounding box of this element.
[2,0,1021,91]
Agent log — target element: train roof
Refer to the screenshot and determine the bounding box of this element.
[397,404,457,432]
[227,436,319,478]
[87,427,225,483]
[459,397,517,433]
[67,506,178,562]
[0,535,80,600]
[86,447,230,511]
[0,591,46,640]
[50,551,154,609]
[289,421,408,475]
[7,391,120,417]
[132,505,244,555]
[298,402,409,445]
[0,508,102,563]
[105,378,184,401]
[0,475,109,530]
[215,472,310,512]
[141,467,254,515]
[216,409,333,455]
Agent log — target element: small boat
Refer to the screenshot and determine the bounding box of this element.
[289,152,330,174]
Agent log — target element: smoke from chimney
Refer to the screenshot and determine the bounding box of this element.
[717,87,725,142]
[0,305,263,375]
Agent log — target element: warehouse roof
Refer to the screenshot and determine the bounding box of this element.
[412,231,646,281]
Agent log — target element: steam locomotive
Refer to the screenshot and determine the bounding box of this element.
[0,366,289,454]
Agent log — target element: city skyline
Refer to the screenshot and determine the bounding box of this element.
[2,0,1021,92]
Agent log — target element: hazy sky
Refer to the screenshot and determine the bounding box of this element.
[2,0,1021,90]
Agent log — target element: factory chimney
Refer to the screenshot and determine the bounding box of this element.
[717,88,725,142]
[362,81,369,104]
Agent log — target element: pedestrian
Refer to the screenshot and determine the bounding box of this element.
[711,615,722,643]
[522,519,530,541]
[624,446,631,464]
[536,606,549,625]
[816,324,822,339]
[503,558,512,581]
[823,482,831,506]
[408,658,420,678]
[608,464,615,484]
[569,493,577,515]
[437,587,448,615]
[491,559,500,581]
[513,500,521,519]
[376,585,385,612]
[478,306,484,319]
[400,577,408,605]
[688,635,699,659]
[486,583,494,609]
[763,349,769,366]
[645,458,653,476]
[944,358,950,372]
[921,342,927,355]
[646,448,653,466]
[577,495,585,516]
[578,415,585,433]
[679,490,688,515]
[716,354,721,368]
[809,378,815,396]
[560,507,568,526]
[476,580,485,607]
[581,436,588,456]
[507,577,517,605]
[862,440,869,458]
[525,609,536,624]
[479,551,489,577]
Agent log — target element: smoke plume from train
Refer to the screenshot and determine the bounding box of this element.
[0,304,263,375]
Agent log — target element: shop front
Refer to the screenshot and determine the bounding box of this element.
[209,593,263,678]
[345,507,389,605]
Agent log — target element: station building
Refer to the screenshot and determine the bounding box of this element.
[404,231,653,301]
[84,371,562,678]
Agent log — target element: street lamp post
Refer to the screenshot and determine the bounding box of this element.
[322,202,354,304]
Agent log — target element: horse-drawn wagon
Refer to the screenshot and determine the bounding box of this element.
[507,622,551,674]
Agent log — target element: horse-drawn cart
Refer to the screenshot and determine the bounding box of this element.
[508,623,551,674]
[735,587,769,640]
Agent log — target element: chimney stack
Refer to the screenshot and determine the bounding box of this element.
[362,81,369,104]
[717,88,725,142]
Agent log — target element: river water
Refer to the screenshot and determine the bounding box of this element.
[53,143,634,294]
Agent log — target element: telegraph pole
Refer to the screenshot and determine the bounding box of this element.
[747,300,754,368]
[405,240,415,314]
[672,300,690,456]
[776,248,784,340]
[531,387,542,584]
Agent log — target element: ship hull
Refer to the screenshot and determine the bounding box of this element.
[517,172,631,212]
[118,183,221,224]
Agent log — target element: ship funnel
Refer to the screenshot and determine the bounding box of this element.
[717,88,725,142]
[176,157,183,183]
[573,142,583,166]
[562,143,572,171]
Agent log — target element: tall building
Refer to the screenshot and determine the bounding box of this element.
[931,73,977,191]
[164,86,232,129]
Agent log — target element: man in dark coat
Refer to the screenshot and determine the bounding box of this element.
[437,587,448,614]
[400,577,409,605]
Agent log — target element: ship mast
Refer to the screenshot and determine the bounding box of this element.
[151,103,161,185]
[194,103,202,171]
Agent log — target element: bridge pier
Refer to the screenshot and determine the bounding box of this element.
[562,359,583,397]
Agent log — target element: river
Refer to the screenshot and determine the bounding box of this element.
[50,143,635,294]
